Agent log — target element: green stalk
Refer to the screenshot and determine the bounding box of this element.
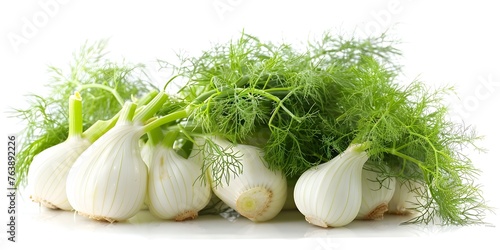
[68,92,83,138]
[163,74,181,91]
[118,102,137,123]
[235,75,250,87]
[137,90,159,106]
[162,129,180,149]
[78,84,125,106]
[146,127,164,146]
[143,109,188,133]
[263,87,294,93]
[192,89,225,105]
[133,92,168,123]
[250,88,303,123]
[81,90,162,143]
[82,114,119,143]
[192,87,300,122]
[171,123,203,135]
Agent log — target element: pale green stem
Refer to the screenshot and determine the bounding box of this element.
[143,109,188,133]
[81,90,156,143]
[146,127,164,146]
[78,84,125,106]
[249,88,303,123]
[82,114,119,143]
[162,129,180,149]
[68,92,83,138]
[118,102,137,123]
[133,92,168,123]
[163,75,181,91]
[137,90,159,106]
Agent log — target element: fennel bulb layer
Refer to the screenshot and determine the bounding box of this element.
[28,136,91,210]
[209,138,287,222]
[294,144,369,228]
[66,123,148,222]
[148,146,211,221]
[356,164,396,220]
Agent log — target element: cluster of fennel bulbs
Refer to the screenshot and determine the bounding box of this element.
[19,32,490,227]
[26,90,288,223]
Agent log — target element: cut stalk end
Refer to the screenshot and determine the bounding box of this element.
[68,91,83,137]
[236,186,272,221]
[118,101,138,124]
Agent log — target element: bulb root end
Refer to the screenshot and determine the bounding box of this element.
[236,186,273,221]
[305,216,328,228]
[174,210,198,221]
[363,203,388,220]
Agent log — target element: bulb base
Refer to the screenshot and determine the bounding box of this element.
[365,203,388,220]
[236,186,272,221]
[30,195,58,210]
[77,211,117,223]
[305,216,328,228]
[174,210,198,221]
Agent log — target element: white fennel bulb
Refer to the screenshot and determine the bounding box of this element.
[140,140,155,167]
[148,141,211,221]
[140,127,163,167]
[139,131,161,211]
[138,139,153,210]
[356,164,395,220]
[388,179,424,215]
[208,137,287,222]
[294,144,369,228]
[28,92,94,210]
[66,122,147,222]
[66,93,167,222]
[28,137,90,210]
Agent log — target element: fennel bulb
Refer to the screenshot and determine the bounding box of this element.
[356,164,396,220]
[66,93,167,222]
[294,144,369,228]
[208,137,287,222]
[388,179,424,215]
[28,93,90,210]
[147,136,211,220]
[28,137,90,210]
[66,120,147,222]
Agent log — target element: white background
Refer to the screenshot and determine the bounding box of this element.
[1,0,499,249]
